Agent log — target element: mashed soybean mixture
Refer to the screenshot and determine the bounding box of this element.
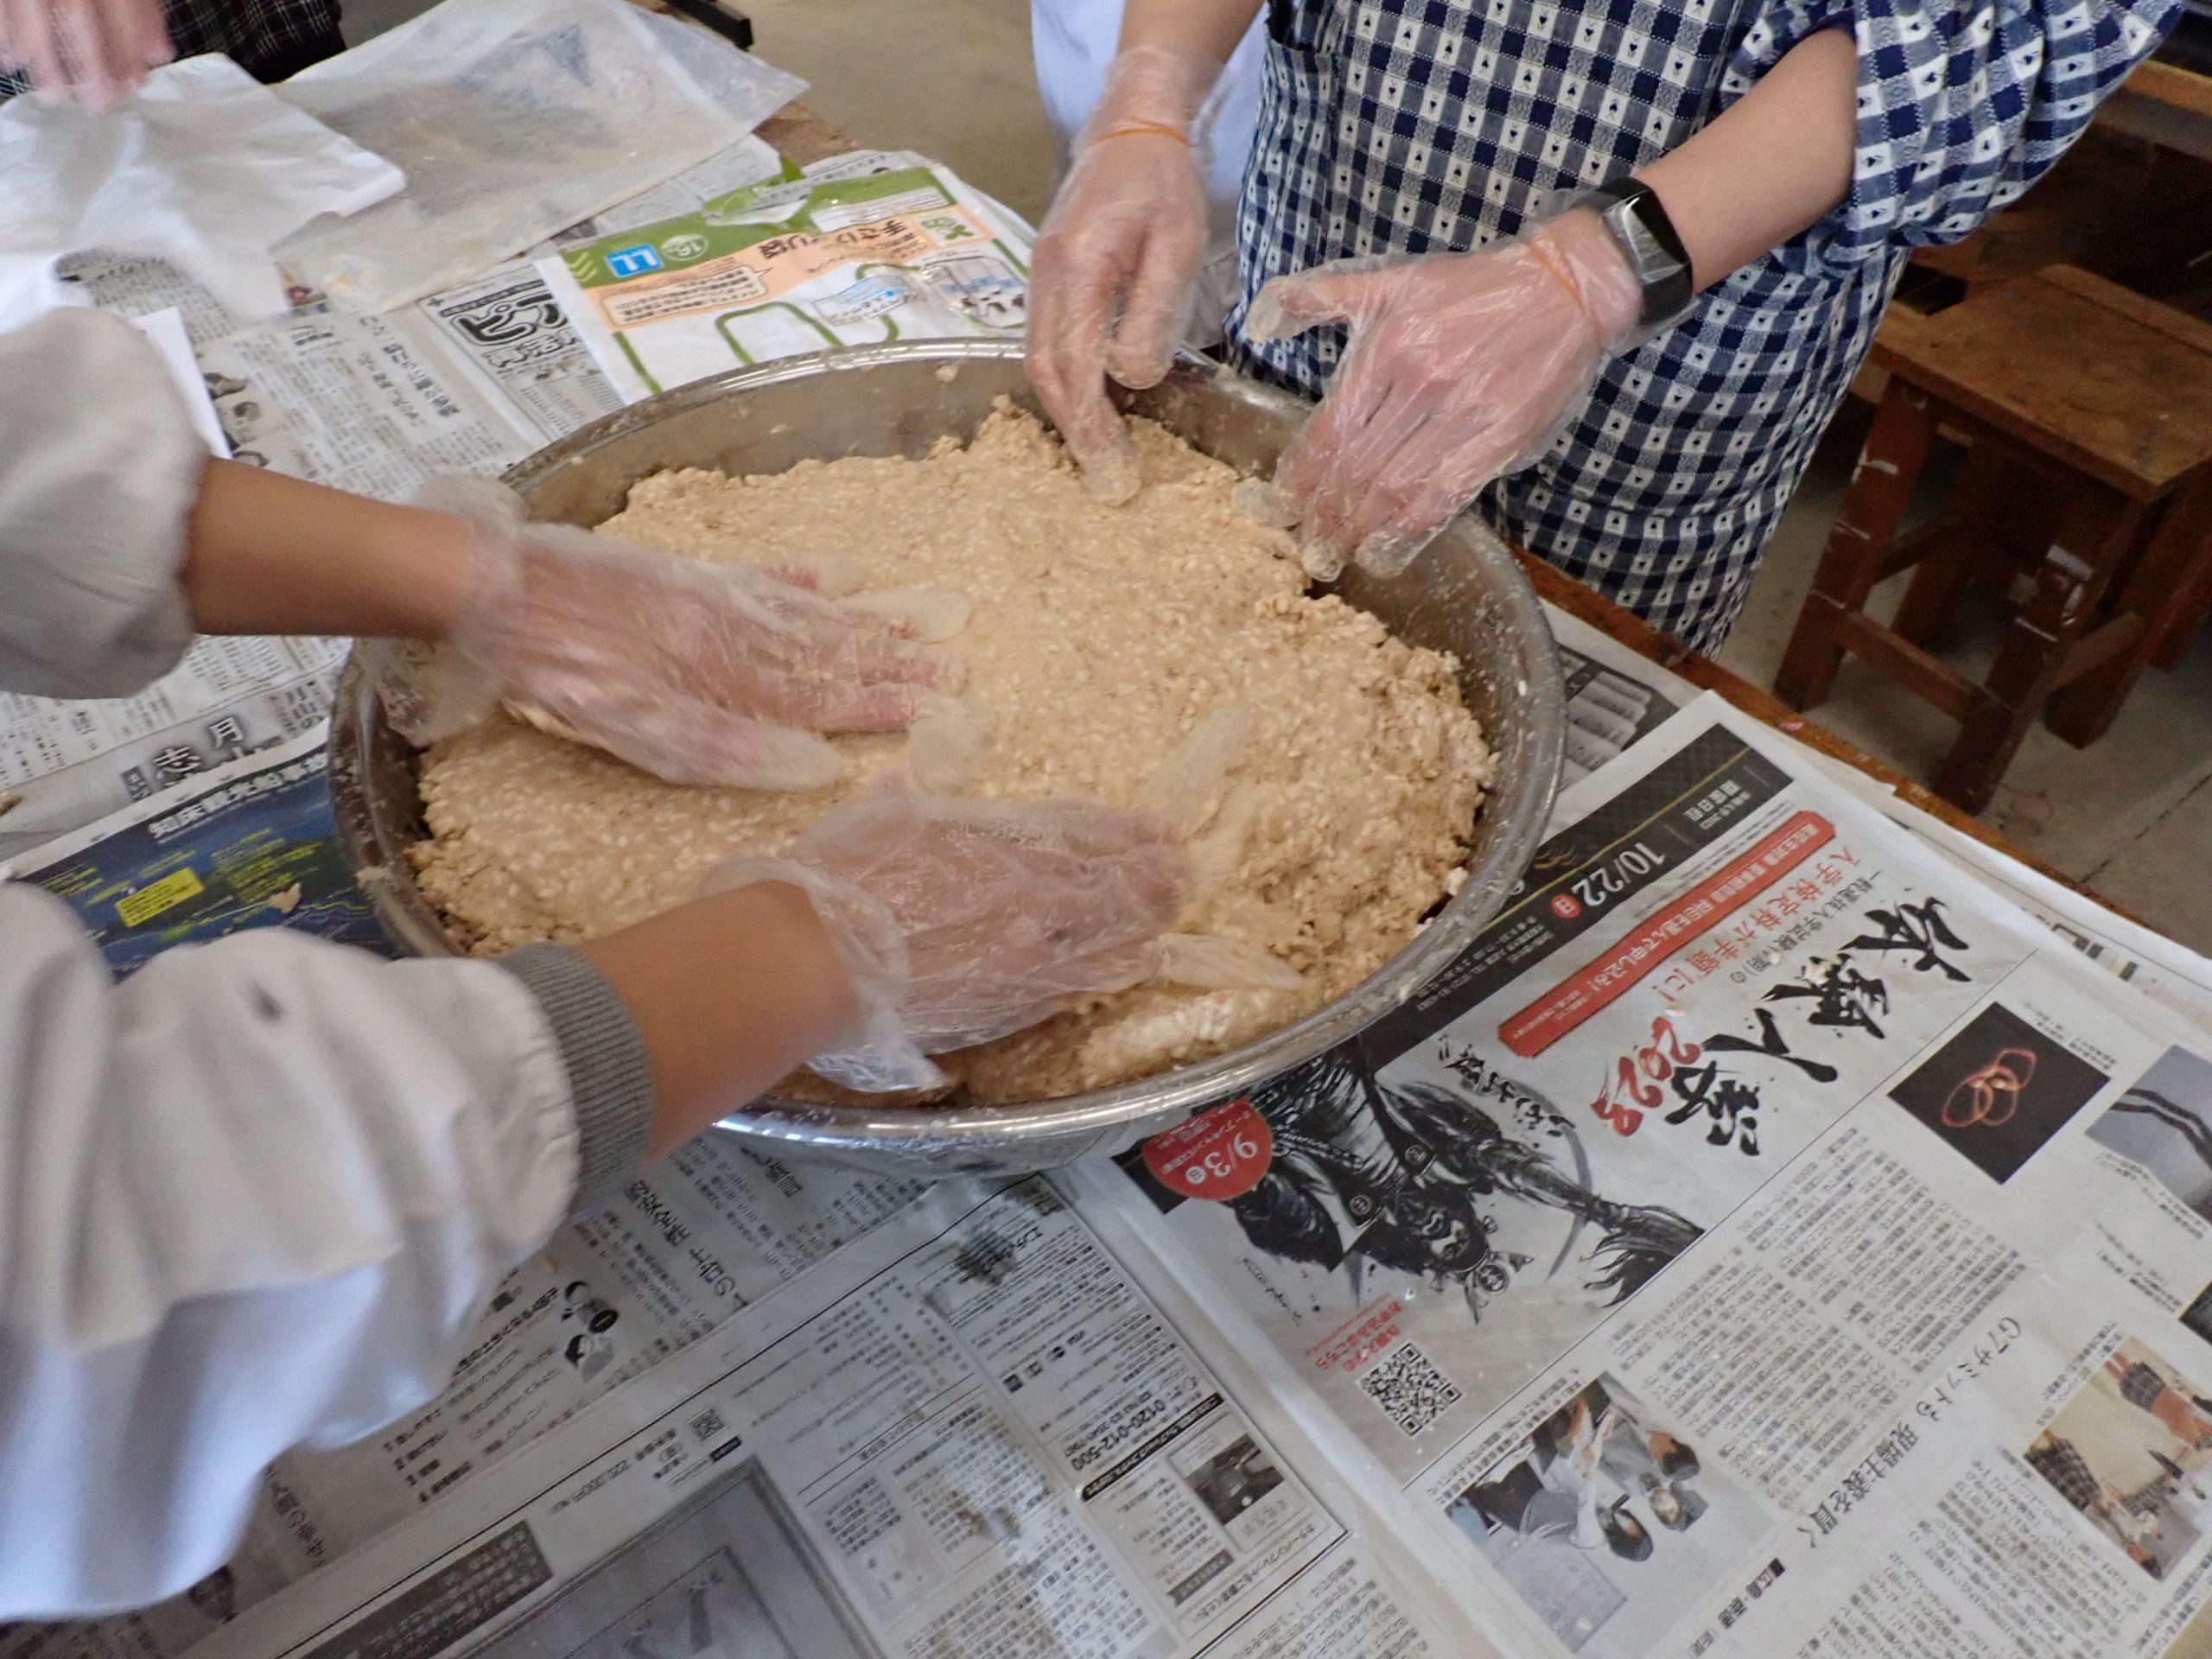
[414,405,1495,1103]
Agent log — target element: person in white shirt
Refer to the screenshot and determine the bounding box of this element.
[0,308,1191,1618]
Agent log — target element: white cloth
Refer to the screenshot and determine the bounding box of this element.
[1028,0,1265,340]
[0,309,582,1618]
[0,54,403,331]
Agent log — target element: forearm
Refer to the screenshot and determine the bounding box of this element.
[1117,0,1261,72]
[1636,27,1857,289]
[577,882,858,1158]
[181,460,474,641]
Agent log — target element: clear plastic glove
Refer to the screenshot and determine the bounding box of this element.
[1026,44,1216,505]
[1244,207,1643,579]
[705,783,1192,1091]
[0,0,170,109]
[372,478,959,791]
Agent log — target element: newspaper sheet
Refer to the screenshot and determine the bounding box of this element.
[127,1180,1464,1659]
[0,637,347,863]
[543,160,1035,402]
[1057,691,2212,1658]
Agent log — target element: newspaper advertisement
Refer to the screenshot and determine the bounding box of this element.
[543,162,1035,403]
[184,1179,1461,1659]
[1876,787,2212,1032]
[413,145,933,446]
[1052,691,2212,1657]
[4,725,386,969]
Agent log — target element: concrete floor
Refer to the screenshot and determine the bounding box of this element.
[344,0,2212,956]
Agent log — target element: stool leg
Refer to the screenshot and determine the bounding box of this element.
[1936,486,2145,813]
[1776,384,1938,710]
[1891,443,2008,646]
[2048,480,2212,745]
[2150,478,2212,670]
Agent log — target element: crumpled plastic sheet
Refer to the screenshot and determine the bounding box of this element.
[272,0,805,312]
[0,53,401,328]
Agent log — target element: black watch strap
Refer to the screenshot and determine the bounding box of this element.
[1580,178,1695,339]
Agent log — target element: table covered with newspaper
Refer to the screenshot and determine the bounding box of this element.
[14,52,2212,1659]
[17,615,2212,1659]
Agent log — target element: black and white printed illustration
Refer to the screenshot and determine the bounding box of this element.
[1446,1376,1769,1657]
[1210,1047,1701,1329]
[2089,1047,2212,1224]
[1888,1002,2111,1182]
[2024,1337,2212,1582]
[561,1279,621,1381]
[1117,1039,1708,1469]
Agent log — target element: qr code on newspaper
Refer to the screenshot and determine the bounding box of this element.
[688,1406,728,1444]
[1359,1342,1462,1438]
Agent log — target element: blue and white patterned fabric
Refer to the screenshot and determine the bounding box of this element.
[1230,0,2177,648]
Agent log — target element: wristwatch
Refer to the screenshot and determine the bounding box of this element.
[1575,179,1695,344]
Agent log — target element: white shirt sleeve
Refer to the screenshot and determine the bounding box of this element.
[0,308,206,698]
[0,309,658,1618]
[0,886,593,1618]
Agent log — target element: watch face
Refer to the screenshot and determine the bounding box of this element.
[1592,194,1693,334]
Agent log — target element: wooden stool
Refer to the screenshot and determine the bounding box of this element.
[1776,268,2212,814]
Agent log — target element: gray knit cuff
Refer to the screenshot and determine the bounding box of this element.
[496,944,655,1217]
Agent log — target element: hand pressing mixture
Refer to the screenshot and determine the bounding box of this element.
[411,404,1494,1103]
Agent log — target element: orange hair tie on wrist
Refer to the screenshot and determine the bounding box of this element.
[1523,234,1602,336]
[1091,119,1192,148]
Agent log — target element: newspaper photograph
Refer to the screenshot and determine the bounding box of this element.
[1442,1375,1767,1658]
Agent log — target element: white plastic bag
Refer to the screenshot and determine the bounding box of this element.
[0,54,402,330]
[271,0,806,314]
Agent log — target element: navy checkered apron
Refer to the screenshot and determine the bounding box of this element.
[1228,0,2178,650]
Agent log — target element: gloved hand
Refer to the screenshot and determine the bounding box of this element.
[372,478,959,791]
[1027,44,1217,505]
[0,0,171,110]
[704,783,1192,1091]
[1244,206,1644,579]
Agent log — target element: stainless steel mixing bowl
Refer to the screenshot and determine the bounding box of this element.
[330,340,1564,1174]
